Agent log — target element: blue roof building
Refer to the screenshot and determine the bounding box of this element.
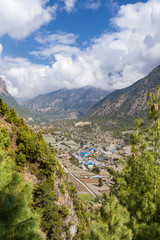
[80,152,90,157]
[110,147,117,153]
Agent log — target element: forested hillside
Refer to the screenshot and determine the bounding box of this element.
[0,86,160,240]
[0,98,89,240]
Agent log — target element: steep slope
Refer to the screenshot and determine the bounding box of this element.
[87,65,160,119]
[24,86,109,119]
[0,78,35,120]
[0,99,90,240]
[0,78,18,108]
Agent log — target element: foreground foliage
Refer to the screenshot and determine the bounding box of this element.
[115,87,160,239]
[0,128,44,240]
[0,86,160,240]
[89,196,132,240]
[0,98,89,240]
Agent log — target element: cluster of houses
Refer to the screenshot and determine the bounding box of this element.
[72,142,123,171]
[73,146,105,170]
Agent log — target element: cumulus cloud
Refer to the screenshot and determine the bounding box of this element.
[61,0,77,13]
[31,32,79,58]
[0,0,57,39]
[1,0,160,98]
[0,56,50,98]
[0,54,96,98]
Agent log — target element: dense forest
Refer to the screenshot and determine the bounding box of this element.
[0,87,160,240]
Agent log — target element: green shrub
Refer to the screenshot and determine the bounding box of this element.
[59,183,66,195]
[0,127,11,149]
[16,151,26,166]
[59,205,69,219]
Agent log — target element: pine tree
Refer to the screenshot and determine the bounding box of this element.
[99,178,103,187]
[0,98,8,116]
[115,87,160,239]
[89,196,132,240]
[0,130,44,240]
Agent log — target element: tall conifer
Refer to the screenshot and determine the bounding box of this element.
[116,87,160,239]
[89,196,132,240]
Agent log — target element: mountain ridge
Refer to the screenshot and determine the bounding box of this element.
[24,86,109,120]
[86,65,160,119]
[0,78,37,121]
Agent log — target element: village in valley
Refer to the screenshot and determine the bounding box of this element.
[30,120,131,203]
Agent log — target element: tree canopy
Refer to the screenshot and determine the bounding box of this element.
[115,87,160,239]
[0,128,44,240]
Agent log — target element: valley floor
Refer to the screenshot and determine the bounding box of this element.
[30,120,131,202]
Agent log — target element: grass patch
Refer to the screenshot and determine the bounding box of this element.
[79,194,95,203]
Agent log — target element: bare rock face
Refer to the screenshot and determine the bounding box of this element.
[87,65,160,119]
[0,78,8,94]
[0,77,19,108]
[54,180,78,239]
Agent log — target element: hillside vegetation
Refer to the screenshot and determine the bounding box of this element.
[0,98,89,240]
[85,87,160,240]
[0,86,160,240]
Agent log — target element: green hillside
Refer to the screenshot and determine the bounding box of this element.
[0,98,89,239]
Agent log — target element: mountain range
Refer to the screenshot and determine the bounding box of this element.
[24,86,109,120]
[0,65,160,124]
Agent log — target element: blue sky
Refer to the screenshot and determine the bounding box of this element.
[0,0,159,99]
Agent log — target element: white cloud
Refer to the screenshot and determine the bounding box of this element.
[32,32,79,58]
[0,0,57,39]
[0,56,50,98]
[61,0,77,13]
[0,52,104,98]
[31,45,79,58]
[85,0,101,10]
[1,0,160,98]
[0,44,3,57]
[35,32,79,45]
[106,0,119,12]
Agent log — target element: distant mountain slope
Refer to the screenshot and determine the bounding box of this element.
[0,78,35,120]
[24,86,109,119]
[86,65,160,119]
